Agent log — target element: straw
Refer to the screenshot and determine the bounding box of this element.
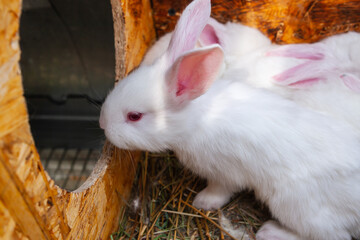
[111,151,270,239]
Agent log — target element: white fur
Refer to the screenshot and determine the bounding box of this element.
[192,179,233,210]
[141,19,360,133]
[142,32,172,66]
[245,33,360,133]
[257,220,303,240]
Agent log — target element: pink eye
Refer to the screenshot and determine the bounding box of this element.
[127,112,143,122]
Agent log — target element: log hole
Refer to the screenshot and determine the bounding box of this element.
[20,0,114,191]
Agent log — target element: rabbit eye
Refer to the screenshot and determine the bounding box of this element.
[127,112,143,122]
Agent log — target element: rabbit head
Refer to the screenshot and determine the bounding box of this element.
[100,0,224,151]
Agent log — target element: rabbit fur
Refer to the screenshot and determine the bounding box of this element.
[142,15,360,133]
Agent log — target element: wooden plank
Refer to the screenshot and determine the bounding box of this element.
[62,143,142,240]
[0,199,29,240]
[0,2,52,239]
[1,0,155,239]
[152,0,360,43]
[0,151,47,240]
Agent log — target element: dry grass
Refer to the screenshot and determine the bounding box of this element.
[111,152,271,240]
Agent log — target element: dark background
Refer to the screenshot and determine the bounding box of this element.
[20,0,115,148]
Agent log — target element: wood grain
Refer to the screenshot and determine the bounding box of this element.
[0,0,154,239]
[111,0,156,79]
[152,0,360,43]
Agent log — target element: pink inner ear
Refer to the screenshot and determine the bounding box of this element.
[176,82,187,96]
[169,46,224,102]
[266,45,325,60]
[341,74,360,93]
[199,24,220,46]
[273,62,313,82]
[288,78,324,88]
[272,60,327,88]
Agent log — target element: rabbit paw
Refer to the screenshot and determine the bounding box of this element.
[193,184,232,210]
[256,220,303,240]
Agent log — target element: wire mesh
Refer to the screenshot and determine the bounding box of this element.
[39,148,101,191]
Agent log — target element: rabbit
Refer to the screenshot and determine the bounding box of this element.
[141,17,272,66]
[235,33,360,133]
[143,7,360,93]
[100,0,360,239]
[141,9,360,133]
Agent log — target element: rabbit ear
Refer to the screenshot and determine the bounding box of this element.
[167,45,224,104]
[266,44,325,60]
[341,73,360,93]
[198,18,226,47]
[199,24,220,46]
[267,44,330,88]
[167,0,211,63]
[272,61,326,88]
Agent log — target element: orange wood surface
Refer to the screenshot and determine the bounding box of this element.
[0,0,155,239]
[152,0,360,43]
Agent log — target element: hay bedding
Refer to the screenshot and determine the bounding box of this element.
[111,152,271,240]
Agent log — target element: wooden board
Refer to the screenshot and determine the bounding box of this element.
[0,0,155,239]
[152,0,360,43]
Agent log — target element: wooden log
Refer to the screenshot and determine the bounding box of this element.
[0,0,155,239]
[152,0,360,43]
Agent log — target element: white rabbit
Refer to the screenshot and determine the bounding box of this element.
[234,33,360,133]
[141,10,360,133]
[141,17,271,66]
[254,32,360,129]
[100,0,360,239]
